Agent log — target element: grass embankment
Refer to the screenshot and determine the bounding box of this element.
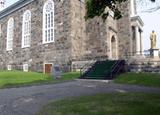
[0,71,80,88]
[37,93,160,115]
[114,73,160,87]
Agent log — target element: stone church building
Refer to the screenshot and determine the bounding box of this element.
[0,0,143,73]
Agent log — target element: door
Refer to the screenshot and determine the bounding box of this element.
[45,64,52,74]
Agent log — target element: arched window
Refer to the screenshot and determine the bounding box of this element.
[111,36,116,43]
[110,35,118,59]
[43,0,54,44]
[22,10,31,48]
[7,18,14,51]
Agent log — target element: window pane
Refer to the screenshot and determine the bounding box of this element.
[22,10,31,47]
[45,30,47,41]
[7,18,14,50]
[48,30,50,41]
[43,0,54,43]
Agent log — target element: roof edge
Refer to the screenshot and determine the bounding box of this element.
[0,0,35,20]
[131,15,144,26]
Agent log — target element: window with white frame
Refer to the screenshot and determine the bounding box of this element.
[0,24,2,37]
[7,65,12,71]
[43,0,54,44]
[7,18,14,51]
[22,10,31,48]
[23,64,29,72]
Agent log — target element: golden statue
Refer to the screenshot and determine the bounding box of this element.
[150,30,157,49]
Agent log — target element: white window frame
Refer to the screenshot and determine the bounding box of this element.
[0,24,2,37]
[22,10,31,48]
[6,18,14,51]
[7,65,12,71]
[23,64,29,72]
[43,0,54,44]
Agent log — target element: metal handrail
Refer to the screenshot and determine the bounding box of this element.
[80,60,96,76]
[110,60,125,78]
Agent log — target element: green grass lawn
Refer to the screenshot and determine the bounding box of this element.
[0,71,80,88]
[36,93,160,115]
[114,73,160,87]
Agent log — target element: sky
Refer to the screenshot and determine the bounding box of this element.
[5,0,160,50]
[5,0,18,7]
[137,0,160,50]
[139,10,160,50]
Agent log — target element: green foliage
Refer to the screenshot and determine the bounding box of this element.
[114,73,160,87]
[85,0,156,20]
[37,93,160,115]
[85,0,128,20]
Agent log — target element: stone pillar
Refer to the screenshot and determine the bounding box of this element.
[140,30,143,55]
[135,26,140,54]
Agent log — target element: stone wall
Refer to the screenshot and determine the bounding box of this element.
[0,0,72,72]
[0,0,134,72]
[70,0,86,61]
[85,9,119,60]
[127,56,160,73]
[85,17,108,60]
[117,1,132,59]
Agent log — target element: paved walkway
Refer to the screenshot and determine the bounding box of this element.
[0,80,160,115]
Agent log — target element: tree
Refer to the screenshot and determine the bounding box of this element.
[85,0,156,20]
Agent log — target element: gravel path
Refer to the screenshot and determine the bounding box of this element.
[0,80,160,115]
